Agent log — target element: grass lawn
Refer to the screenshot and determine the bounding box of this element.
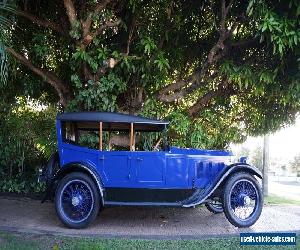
[264,194,300,205]
[0,231,298,250]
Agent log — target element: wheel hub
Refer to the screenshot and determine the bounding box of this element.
[243,195,251,206]
[238,194,251,206]
[72,196,80,206]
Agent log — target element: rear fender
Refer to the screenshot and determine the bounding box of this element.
[56,162,105,205]
[39,152,59,203]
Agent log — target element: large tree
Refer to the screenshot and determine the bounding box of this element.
[1,0,300,149]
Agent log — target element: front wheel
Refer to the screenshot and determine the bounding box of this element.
[223,172,263,228]
[55,172,101,229]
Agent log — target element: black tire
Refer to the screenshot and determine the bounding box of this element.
[223,172,263,228]
[205,199,223,214]
[55,172,101,229]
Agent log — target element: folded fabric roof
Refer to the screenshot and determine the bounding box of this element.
[57,112,169,131]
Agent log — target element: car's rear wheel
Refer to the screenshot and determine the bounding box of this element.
[55,172,100,229]
[205,198,223,214]
[223,172,263,228]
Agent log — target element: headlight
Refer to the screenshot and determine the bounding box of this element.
[239,156,247,163]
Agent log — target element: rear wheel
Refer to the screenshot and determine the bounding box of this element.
[55,172,100,229]
[205,198,223,214]
[223,172,263,228]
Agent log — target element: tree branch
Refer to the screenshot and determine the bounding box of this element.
[82,0,112,37]
[157,69,205,102]
[93,19,121,37]
[188,80,234,118]
[157,0,236,104]
[17,10,64,35]
[220,0,235,33]
[81,0,115,41]
[82,19,121,46]
[94,0,112,14]
[64,0,78,26]
[157,41,227,103]
[126,17,136,55]
[6,47,70,107]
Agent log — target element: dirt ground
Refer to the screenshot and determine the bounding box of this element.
[0,196,299,239]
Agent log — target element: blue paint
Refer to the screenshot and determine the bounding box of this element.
[169,146,232,156]
[41,113,265,229]
[55,116,244,192]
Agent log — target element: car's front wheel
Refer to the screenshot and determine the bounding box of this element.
[55,172,100,229]
[223,172,263,228]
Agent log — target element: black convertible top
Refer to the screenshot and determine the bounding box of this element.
[56,112,169,131]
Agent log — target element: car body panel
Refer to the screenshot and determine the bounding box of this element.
[57,141,235,191]
[40,113,261,207]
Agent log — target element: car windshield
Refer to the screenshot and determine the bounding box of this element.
[61,121,168,151]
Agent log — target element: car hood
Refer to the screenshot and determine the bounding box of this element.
[169,147,232,156]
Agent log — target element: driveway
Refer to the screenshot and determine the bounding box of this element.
[0,197,299,239]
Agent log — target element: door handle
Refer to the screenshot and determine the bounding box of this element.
[128,173,131,179]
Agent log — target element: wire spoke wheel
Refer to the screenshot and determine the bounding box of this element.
[55,172,100,229]
[229,179,258,220]
[60,179,94,223]
[223,172,263,228]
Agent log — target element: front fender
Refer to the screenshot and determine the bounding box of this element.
[223,163,262,179]
[182,163,262,207]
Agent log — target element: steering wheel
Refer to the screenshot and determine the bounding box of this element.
[153,138,162,151]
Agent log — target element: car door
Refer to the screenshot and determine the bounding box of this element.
[134,151,166,187]
[99,151,132,187]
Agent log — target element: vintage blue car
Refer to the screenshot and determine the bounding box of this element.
[39,112,263,229]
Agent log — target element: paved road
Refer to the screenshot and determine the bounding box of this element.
[0,197,299,239]
[269,180,300,201]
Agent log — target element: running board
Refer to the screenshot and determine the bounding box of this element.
[104,201,182,207]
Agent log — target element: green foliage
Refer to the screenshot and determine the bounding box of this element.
[69,20,81,40]
[154,52,170,72]
[140,132,160,151]
[264,194,300,205]
[220,61,275,91]
[0,0,300,193]
[0,99,56,193]
[0,176,45,193]
[68,72,126,111]
[247,0,300,56]
[78,132,100,149]
[141,37,157,55]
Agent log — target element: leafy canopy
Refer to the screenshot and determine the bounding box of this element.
[0,0,299,150]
